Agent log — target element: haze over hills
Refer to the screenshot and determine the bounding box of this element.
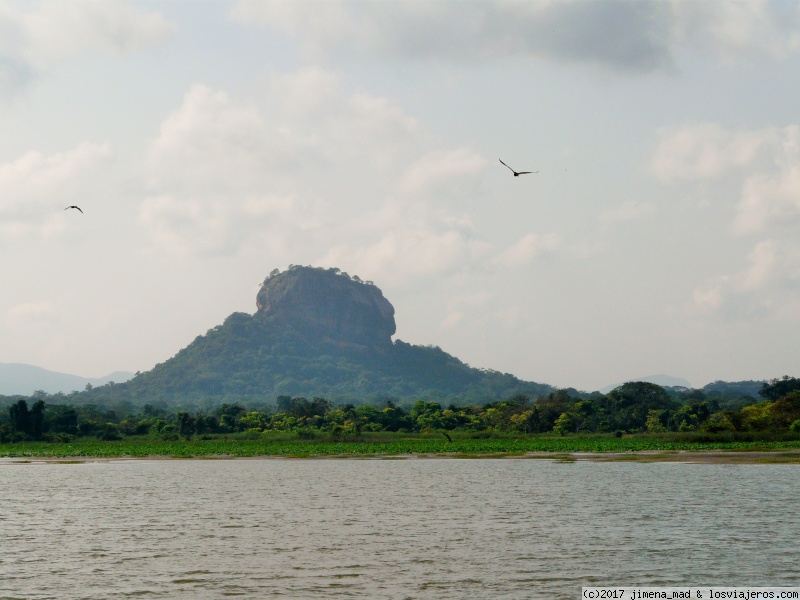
[77,266,555,408]
[0,363,134,396]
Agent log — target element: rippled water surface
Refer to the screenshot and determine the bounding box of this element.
[1,458,799,599]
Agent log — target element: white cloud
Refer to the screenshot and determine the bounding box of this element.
[319,224,493,285]
[495,232,559,268]
[141,70,489,265]
[652,123,800,234]
[140,67,567,285]
[0,142,111,238]
[651,122,770,183]
[738,239,800,291]
[140,71,425,257]
[5,301,58,325]
[401,147,487,195]
[146,69,421,187]
[441,290,496,329]
[654,123,800,322]
[493,305,527,330]
[734,160,800,234]
[138,192,298,258]
[670,0,800,60]
[692,239,800,320]
[232,0,800,73]
[600,199,655,224]
[692,285,723,313]
[0,0,173,95]
[146,85,274,193]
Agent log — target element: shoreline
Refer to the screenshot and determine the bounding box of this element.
[3,449,800,465]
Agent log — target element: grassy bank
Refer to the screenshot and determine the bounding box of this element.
[3,431,800,459]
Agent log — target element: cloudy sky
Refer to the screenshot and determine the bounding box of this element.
[2,0,800,392]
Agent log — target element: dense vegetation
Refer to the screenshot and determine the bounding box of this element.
[2,378,798,449]
[52,314,550,408]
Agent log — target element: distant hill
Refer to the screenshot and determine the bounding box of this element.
[81,266,554,408]
[597,376,766,406]
[598,374,693,394]
[0,363,134,396]
[700,380,765,398]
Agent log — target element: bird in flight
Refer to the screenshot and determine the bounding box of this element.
[64,206,83,213]
[499,159,538,177]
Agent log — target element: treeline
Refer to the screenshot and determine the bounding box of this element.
[264,265,376,286]
[2,378,799,443]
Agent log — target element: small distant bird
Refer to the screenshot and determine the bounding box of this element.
[64,206,83,213]
[499,159,538,177]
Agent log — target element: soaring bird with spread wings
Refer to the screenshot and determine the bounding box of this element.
[499,159,538,177]
[64,206,83,213]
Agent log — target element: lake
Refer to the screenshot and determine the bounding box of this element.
[1,458,798,599]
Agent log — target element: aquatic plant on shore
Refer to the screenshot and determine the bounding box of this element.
[2,432,800,459]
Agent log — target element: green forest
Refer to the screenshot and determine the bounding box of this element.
[59,314,555,408]
[2,377,799,445]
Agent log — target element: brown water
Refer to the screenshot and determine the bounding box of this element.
[1,458,798,599]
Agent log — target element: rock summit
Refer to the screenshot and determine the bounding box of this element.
[256,266,396,349]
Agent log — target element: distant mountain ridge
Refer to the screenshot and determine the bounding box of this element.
[0,363,134,396]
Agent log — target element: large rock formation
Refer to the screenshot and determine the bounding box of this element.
[82,265,554,406]
[256,267,395,349]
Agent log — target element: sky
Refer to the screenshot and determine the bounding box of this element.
[2,0,800,393]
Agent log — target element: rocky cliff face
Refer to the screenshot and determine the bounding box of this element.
[256,267,396,349]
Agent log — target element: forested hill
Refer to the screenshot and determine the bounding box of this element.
[80,266,554,408]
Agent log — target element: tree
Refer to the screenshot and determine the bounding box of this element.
[738,402,776,431]
[143,404,162,417]
[645,409,667,433]
[701,412,736,433]
[290,397,311,418]
[30,400,46,439]
[769,391,800,428]
[197,415,220,434]
[509,410,535,433]
[276,395,292,414]
[216,404,245,431]
[410,400,443,430]
[239,411,268,430]
[760,376,800,401]
[380,404,411,432]
[533,390,576,432]
[49,406,78,435]
[9,400,31,436]
[553,412,576,436]
[669,401,713,432]
[176,412,195,438]
[604,382,677,431]
[310,397,332,418]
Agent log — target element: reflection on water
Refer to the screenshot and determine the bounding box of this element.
[1,458,798,599]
